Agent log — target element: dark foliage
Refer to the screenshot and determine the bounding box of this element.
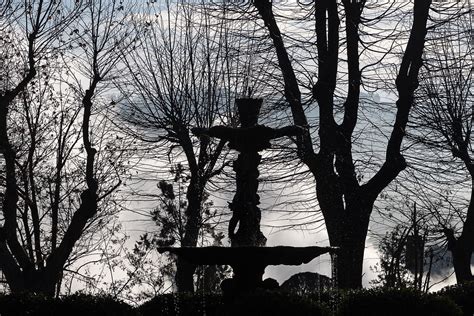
[138,293,223,316]
[280,272,332,296]
[337,288,461,316]
[138,291,330,316]
[0,293,136,316]
[59,293,137,316]
[229,290,331,316]
[305,288,344,312]
[0,293,52,316]
[437,282,474,316]
[1,288,471,316]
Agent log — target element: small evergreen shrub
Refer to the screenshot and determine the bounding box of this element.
[437,281,474,316]
[337,288,461,316]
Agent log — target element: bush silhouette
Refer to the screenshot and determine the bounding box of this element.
[337,288,461,316]
[437,281,474,316]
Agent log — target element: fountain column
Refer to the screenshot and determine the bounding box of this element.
[228,98,266,247]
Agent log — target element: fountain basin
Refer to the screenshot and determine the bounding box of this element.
[158,246,337,294]
[158,246,334,266]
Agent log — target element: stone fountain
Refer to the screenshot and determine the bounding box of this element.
[158,98,336,295]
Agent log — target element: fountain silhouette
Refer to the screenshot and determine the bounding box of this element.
[159,98,337,296]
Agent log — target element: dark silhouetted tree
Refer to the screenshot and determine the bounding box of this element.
[252,0,433,288]
[409,9,474,284]
[0,0,134,295]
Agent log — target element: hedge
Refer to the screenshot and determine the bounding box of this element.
[0,292,137,316]
[228,290,331,316]
[337,287,462,316]
[138,290,331,316]
[437,281,474,316]
[1,285,472,316]
[138,293,222,316]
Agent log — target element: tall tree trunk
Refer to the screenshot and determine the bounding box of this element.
[451,241,473,284]
[24,270,56,296]
[445,179,474,284]
[314,167,373,288]
[336,233,367,289]
[445,229,473,284]
[316,190,375,288]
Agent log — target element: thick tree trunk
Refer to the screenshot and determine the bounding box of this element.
[451,243,473,284]
[328,213,372,289]
[444,177,474,284]
[6,269,57,296]
[24,270,55,296]
[336,234,366,289]
[317,180,373,289]
[445,227,474,284]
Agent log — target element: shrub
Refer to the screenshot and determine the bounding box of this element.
[437,281,474,316]
[305,288,344,311]
[337,288,461,316]
[138,293,223,316]
[228,290,331,316]
[422,294,464,316]
[0,292,53,316]
[59,293,137,316]
[0,292,136,316]
[139,291,330,316]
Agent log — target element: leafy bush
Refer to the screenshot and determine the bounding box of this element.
[305,288,344,311]
[0,292,136,316]
[437,281,474,316]
[422,294,464,316]
[0,292,52,316]
[59,293,137,316]
[139,291,330,316]
[337,288,461,316]
[138,293,223,316]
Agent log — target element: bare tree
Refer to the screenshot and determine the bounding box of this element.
[0,0,133,295]
[0,0,83,295]
[409,9,474,283]
[116,0,273,292]
[251,0,433,288]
